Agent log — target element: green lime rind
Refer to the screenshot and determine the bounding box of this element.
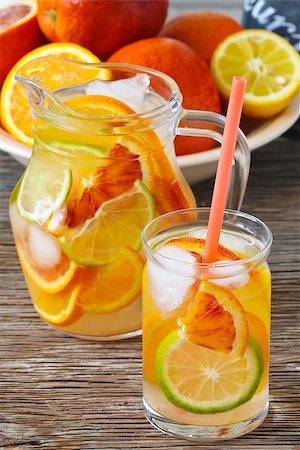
[59,179,155,267]
[9,172,25,206]
[47,140,107,156]
[156,331,264,415]
[16,157,72,224]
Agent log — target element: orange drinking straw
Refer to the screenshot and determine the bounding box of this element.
[202,76,247,263]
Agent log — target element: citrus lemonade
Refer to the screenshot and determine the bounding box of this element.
[9,65,196,339]
[142,209,272,440]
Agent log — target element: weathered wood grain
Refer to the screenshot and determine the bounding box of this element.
[0,121,299,449]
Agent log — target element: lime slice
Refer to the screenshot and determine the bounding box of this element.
[59,179,155,266]
[156,331,263,414]
[9,172,24,206]
[17,156,72,224]
[48,140,106,156]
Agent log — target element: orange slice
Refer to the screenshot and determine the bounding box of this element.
[32,285,82,327]
[247,312,269,393]
[80,246,144,314]
[17,242,77,294]
[0,42,100,146]
[181,280,249,357]
[61,93,193,214]
[166,237,240,261]
[143,312,178,384]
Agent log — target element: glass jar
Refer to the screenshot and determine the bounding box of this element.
[10,61,250,339]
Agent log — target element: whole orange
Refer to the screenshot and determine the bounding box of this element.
[37,0,169,59]
[108,37,221,156]
[0,1,45,85]
[161,11,243,64]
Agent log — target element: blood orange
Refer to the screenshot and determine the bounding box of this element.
[0,1,45,84]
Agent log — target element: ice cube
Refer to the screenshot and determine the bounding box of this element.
[47,205,67,234]
[28,223,62,268]
[218,231,250,256]
[85,74,151,112]
[147,245,197,312]
[189,228,207,239]
[208,261,250,289]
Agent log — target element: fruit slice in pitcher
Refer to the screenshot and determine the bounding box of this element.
[66,142,146,228]
[17,154,72,224]
[156,330,264,414]
[166,237,240,261]
[80,246,144,314]
[62,94,193,215]
[32,285,82,326]
[60,180,155,266]
[181,280,249,357]
[16,221,77,294]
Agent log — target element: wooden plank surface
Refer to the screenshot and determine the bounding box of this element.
[0,120,299,449]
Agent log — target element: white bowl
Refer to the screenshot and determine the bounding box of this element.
[0,91,299,184]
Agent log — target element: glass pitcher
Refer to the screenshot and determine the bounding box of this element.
[9,59,250,340]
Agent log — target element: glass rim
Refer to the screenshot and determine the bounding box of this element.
[15,59,183,124]
[142,207,273,269]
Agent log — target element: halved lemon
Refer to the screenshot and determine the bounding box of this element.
[0,42,100,146]
[60,179,155,266]
[80,246,144,314]
[211,29,300,118]
[181,280,249,357]
[156,330,263,414]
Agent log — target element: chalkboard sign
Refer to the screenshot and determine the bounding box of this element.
[242,0,300,51]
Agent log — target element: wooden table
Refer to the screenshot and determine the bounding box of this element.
[0,121,299,449]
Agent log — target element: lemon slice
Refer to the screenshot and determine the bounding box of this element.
[211,29,300,118]
[59,179,155,266]
[17,154,72,223]
[156,331,264,414]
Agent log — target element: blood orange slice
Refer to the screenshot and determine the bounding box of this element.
[181,280,249,357]
[166,237,240,261]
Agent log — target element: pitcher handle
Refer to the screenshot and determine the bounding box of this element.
[176,109,250,210]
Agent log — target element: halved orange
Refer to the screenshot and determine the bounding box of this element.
[181,280,249,357]
[0,43,100,146]
[79,246,144,314]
